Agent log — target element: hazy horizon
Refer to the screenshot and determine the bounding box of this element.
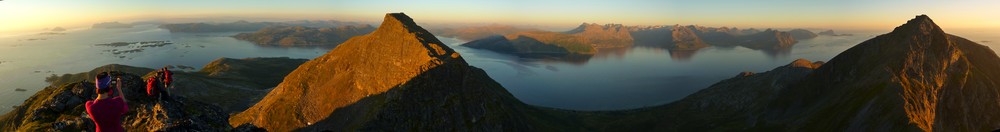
[2,0,999,35]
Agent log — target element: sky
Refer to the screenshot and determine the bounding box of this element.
[1,0,998,34]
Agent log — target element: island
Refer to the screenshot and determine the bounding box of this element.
[232,25,375,46]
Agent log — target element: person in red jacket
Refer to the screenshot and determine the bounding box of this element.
[86,72,129,132]
[161,67,172,88]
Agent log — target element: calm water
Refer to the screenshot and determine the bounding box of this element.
[1,26,997,113]
[444,28,1000,111]
[440,34,876,110]
[0,25,330,113]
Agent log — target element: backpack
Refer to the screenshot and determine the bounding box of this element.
[146,77,160,96]
[162,68,173,86]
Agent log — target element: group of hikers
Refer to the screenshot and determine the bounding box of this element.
[84,67,174,132]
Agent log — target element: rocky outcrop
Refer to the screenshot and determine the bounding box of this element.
[233,25,375,46]
[230,13,535,131]
[0,69,230,131]
[788,29,818,39]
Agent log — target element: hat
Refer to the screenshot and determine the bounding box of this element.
[96,76,112,90]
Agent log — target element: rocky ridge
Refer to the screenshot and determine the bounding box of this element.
[229,13,536,131]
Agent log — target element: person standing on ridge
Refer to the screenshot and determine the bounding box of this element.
[147,71,169,101]
[85,72,129,132]
[161,67,173,95]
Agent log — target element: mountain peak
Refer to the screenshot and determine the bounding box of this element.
[231,13,529,131]
[890,14,944,37]
[383,13,414,26]
[376,13,424,34]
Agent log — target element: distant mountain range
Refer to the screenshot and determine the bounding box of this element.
[460,23,809,58]
[157,20,366,33]
[232,25,375,47]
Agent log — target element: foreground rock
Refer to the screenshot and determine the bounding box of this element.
[0,69,229,131]
[2,57,308,131]
[41,57,307,113]
[230,13,535,131]
[233,25,375,46]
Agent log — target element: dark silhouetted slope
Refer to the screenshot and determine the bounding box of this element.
[764,15,1000,131]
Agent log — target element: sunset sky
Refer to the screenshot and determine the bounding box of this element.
[1,0,998,34]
